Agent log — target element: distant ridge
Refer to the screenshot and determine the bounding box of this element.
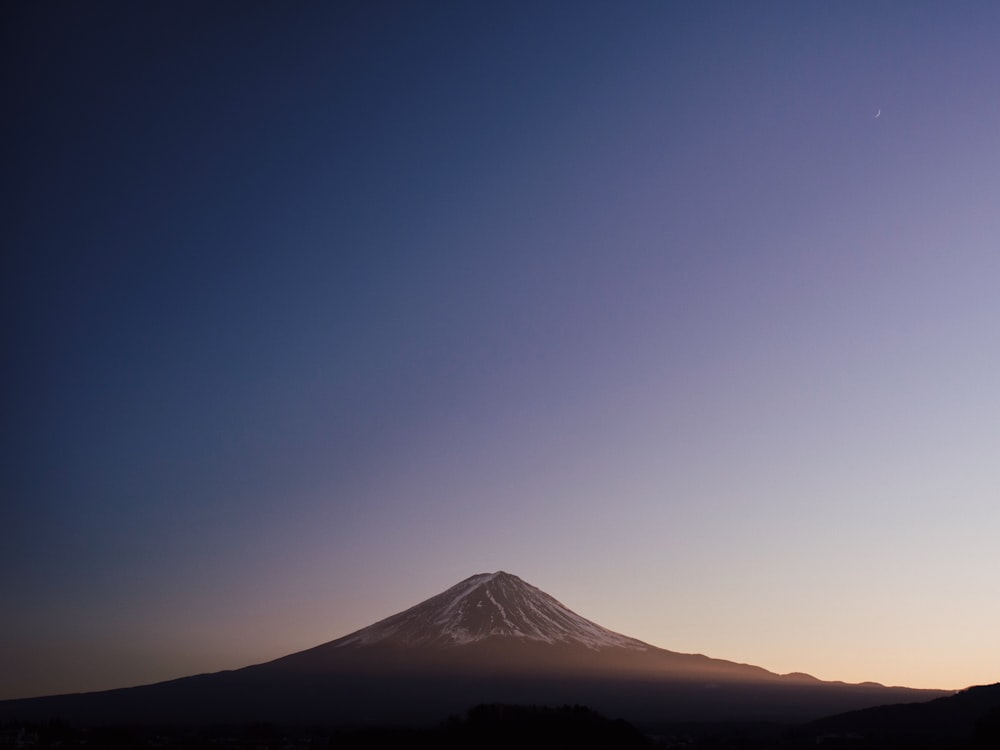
[0,571,951,727]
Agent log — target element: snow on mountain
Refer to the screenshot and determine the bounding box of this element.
[333,571,649,651]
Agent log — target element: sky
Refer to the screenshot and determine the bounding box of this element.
[3,1,999,700]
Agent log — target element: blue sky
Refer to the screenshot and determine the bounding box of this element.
[3,1,999,699]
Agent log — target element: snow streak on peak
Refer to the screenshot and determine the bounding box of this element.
[335,571,649,651]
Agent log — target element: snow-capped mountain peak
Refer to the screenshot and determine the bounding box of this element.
[334,571,649,651]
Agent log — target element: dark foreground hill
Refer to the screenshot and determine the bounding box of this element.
[2,704,653,750]
[794,682,1000,748]
[0,572,950,728]
[334,703,653,750]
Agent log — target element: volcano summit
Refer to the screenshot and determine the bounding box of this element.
[332,571,647,649]
[0,572,948,727]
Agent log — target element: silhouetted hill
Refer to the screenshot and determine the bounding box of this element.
[796,682,1000,748]
[0,705,651,749]
[0,572,950,728]
[331,704,652,750]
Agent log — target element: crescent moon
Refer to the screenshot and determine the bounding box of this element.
[875,109,881,118]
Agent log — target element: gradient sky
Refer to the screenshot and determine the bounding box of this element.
[3,1,999,700]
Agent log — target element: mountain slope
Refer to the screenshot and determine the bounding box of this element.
[0,571,951,727]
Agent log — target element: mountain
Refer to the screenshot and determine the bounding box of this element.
[267,571,706,678]
[0,571,950,727]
